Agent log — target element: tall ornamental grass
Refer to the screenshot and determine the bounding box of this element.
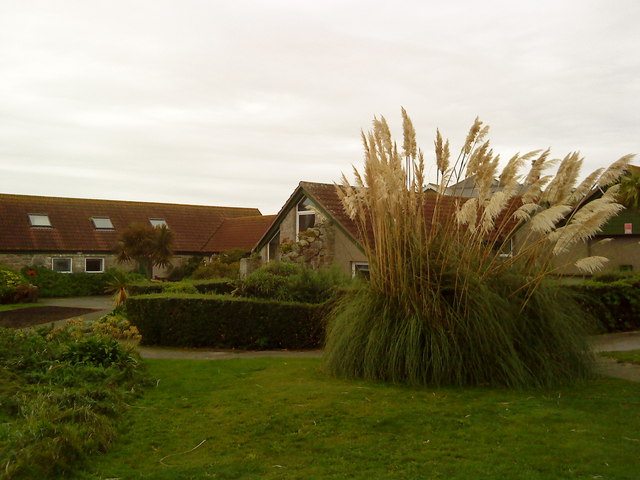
[324,109,634,388]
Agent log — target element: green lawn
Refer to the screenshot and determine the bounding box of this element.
[601,350,640,365]
[0,303,39,312]
[72,358,640,480]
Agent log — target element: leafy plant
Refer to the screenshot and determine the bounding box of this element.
[19,266,114,298]
[324,109,632,387]
[0,325,147,479]
[114,223,174,279]
[234,262,348,304]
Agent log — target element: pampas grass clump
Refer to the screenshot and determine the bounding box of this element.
[323,109,633,388]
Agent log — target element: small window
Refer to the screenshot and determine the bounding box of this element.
[28,214,52,228]
[52,258,72,273]
[149,218,168,228]
[296,198,316,237]
[91,217,114,230]
[267,230,280,262]
[85,258,104,273]
[351,262,370,279]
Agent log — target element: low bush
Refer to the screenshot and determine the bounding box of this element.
[0,266,24,289]
[20,266,116,297]
[161,281,199,294]
[166,255,206,281]
[0,266,27,304]
[128,278,235,296]
[190,261,240,280]
[569,277,640,332]
[0,324,147,479]
[234,262,349,304]
[126,294,327,350]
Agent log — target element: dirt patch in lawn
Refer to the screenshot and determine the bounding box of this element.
[0,306,100,329]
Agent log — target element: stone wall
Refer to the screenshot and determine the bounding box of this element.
[279,215,336,269]
[0,252,193,278]
[0,252,120,273]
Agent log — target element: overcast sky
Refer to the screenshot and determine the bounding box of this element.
[1,0,638,214]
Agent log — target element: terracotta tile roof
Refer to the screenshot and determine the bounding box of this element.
[205,215,277,252]
[0,193,261,253]
[300,181,517,246]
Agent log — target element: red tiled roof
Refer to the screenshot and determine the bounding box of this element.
[300,181,518,246]
[0,193,261,253]
[205,215,276,252]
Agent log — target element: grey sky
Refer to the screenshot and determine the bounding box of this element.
[1,0,638,214]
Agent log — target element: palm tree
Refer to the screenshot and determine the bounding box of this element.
[617,172,640,211]
[114,223,175,278]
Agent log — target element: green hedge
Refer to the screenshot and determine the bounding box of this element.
[20,266,113,298]
[569,279,640,332]
[128,279,235,296]
[126,294,327,350]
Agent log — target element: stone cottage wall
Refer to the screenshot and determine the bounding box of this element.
[279,220,336,270]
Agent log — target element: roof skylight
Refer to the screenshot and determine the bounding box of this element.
[28,214,52,228]
[91,217,114,230]
[149,218,168,228]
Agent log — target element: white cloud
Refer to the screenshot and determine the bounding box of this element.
[0,0,638,214]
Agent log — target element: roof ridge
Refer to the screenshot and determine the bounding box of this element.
[0,193,261,211]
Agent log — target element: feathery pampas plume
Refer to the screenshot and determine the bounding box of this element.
[325,108,634,388]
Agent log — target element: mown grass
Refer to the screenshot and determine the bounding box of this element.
[0,303,39,312]
[601,350,640,365]
[73,358,640,480]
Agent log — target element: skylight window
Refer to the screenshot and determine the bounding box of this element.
[91,217,114,230]
[149,218,168,228]
[28,214,52,228]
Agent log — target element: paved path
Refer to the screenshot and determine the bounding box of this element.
[39,295,114,326]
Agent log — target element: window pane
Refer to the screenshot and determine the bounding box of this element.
[85,258,104,272]
[297,198,315,212]
[92,217,114,230]
[298,213,315,232]
[52,258,71,273]
[28,214,51,227]
[149,218,168,228]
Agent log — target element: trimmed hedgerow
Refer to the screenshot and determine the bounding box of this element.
[569,278,640,332]
[126,294,327,350]
[128,279,235,296]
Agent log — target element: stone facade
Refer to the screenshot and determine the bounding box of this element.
[279,214,336,269]
[0,252,194,278]
[0,252,119,273]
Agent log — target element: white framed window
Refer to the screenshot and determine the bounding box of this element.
[351,262,370,279]
[52,258,72,273]
[91,217,114,230]
[267,230,280,262]
[296,198,316,238]
[149,218,168,228]
[28,214,52,228]
[85,258,104,273]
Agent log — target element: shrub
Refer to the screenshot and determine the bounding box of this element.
[20,266,115,297]
[128,279,235,296]
[234,262,348,304]
[166,255,205,281]
[0,325,147,479]
[126,294,327,350]
[190,261,240,280]
[0,265,24,289]
[162,281,199,294]
[569,278,640,332]
[324,110,629,388]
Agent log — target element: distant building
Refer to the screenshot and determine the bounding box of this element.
[0,193,274,277]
